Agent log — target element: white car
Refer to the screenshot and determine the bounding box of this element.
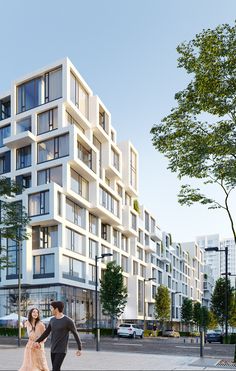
[117,323,144,338]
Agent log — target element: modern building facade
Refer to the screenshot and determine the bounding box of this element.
[0,58,205,327]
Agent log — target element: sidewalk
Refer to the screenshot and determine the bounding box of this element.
[0,345,234,370]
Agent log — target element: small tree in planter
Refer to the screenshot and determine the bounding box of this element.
[154,285,170,331]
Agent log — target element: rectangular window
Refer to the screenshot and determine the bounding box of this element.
[89,214,98,235]
[71,168,89,200]
[17,67,62,114]
[0,96,11,121]
[66,227,85,255]
[70,72,89,119]
[37,165,62,186]
[62,255,85,282]
[145,211,149,231]
[89,239,98,259]
[99,108,108,132]
[0,125,10,147]
[99,186,119,217]
[111,147,119,171]
[16,145,31,169]
[0,151,10,174]
[6,239,18,277]
[16,116,31,134]
[37,107,58,135]
[28,191,49,216]
[131,212,137,231]
[130,149,137,189]
[32,226,58,249]
[33,254,54,278]
[77,142,95,172]
[66,198,86,228]
[121,235,128,252]
[112,229,119,247]
[38,134,69,163]
[88,264,96,285]
[101,223,109,241]
[66,111,85,133]
[121,255,128,273]
[16,173,31,193]
[133,261,138,275]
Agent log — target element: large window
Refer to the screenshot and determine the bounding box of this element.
[111,147,119,171]
[16,145,31,169]
[77,142,95,171]
[66,198,86,228]
[28,191,49,216]
[62,255,85,282]
[66,227,85,255]
[130,149,137,189]
[0,96,11,121]
[6,239,18,278]
[16,117,31,133]
[33,254,54,278]
[99,186,119,217]
[16,173,31,193]
[32,226,58,249]
[37,165,62,186]
[89,239,98,259]
[88,264,96,285]
[70,72,89,119]
[89,214,98,235]
[17,67,62,113]
[0,151,10,174]
[71,168,89,200]
[37,107,58,135]
[0,125,10,147]
[38,134,69,163]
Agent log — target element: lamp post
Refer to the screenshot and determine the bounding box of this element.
[143,277,156,331]
[170,291,181,329]
[95,253,113,351]
[18,239,21,347]
[205,246,229,342]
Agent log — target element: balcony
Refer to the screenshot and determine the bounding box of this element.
[145,239,156,253]
[150,226,162,241]
[4,131,35,149]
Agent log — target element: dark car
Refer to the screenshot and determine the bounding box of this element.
[206,330,223,344]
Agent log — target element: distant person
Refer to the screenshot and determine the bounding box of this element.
[19,307,49,371]
[34,301,82,371]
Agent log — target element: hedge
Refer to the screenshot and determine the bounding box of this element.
[0,327,26,337]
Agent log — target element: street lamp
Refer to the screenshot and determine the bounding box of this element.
[143,277,156,331]
[95,253,113,351]
[205,246,229,342]
[170,291,181,329]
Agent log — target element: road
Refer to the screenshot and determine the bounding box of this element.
[0,336,234,360]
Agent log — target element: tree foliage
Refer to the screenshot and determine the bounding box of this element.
[154,285,170,328]
[100,261,128,323]
[211,277,234,328]
[208,310,219,330]
[181,298,193,325]
[229,291,236,328]
[0,177,30,269]
[150,22,236,242]
[193,301,202,328]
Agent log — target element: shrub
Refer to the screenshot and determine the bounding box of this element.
[0,327,26,337]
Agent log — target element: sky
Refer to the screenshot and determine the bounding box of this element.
[0,0,236,243]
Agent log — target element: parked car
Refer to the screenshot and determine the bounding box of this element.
[117,323,144,338]
[162,329,180,338]
[205,330,223,344]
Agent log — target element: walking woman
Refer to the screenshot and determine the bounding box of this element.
[19,308,49,371]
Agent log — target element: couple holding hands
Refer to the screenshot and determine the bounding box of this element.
[19,301,82,371]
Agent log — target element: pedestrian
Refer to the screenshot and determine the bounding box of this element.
[19,307,49,371]
[34,301,82,371]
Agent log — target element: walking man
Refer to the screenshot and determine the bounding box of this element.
[34,301,82,371]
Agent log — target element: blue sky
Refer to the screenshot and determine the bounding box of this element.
[1,0,236,242]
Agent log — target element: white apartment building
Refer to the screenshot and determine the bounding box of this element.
[0,58,204,327]
[196,234,221,284]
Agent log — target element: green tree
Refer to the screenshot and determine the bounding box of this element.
[154,285,170,330]
[0,177,30,346]
[208,310,219,330]
[0,178,30,268]
[211,277,234,329]
[193,302,202,330]
[229,291,236,328]
[100,261,128,336]
[181,298,193,330]
[150,22,236,243]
